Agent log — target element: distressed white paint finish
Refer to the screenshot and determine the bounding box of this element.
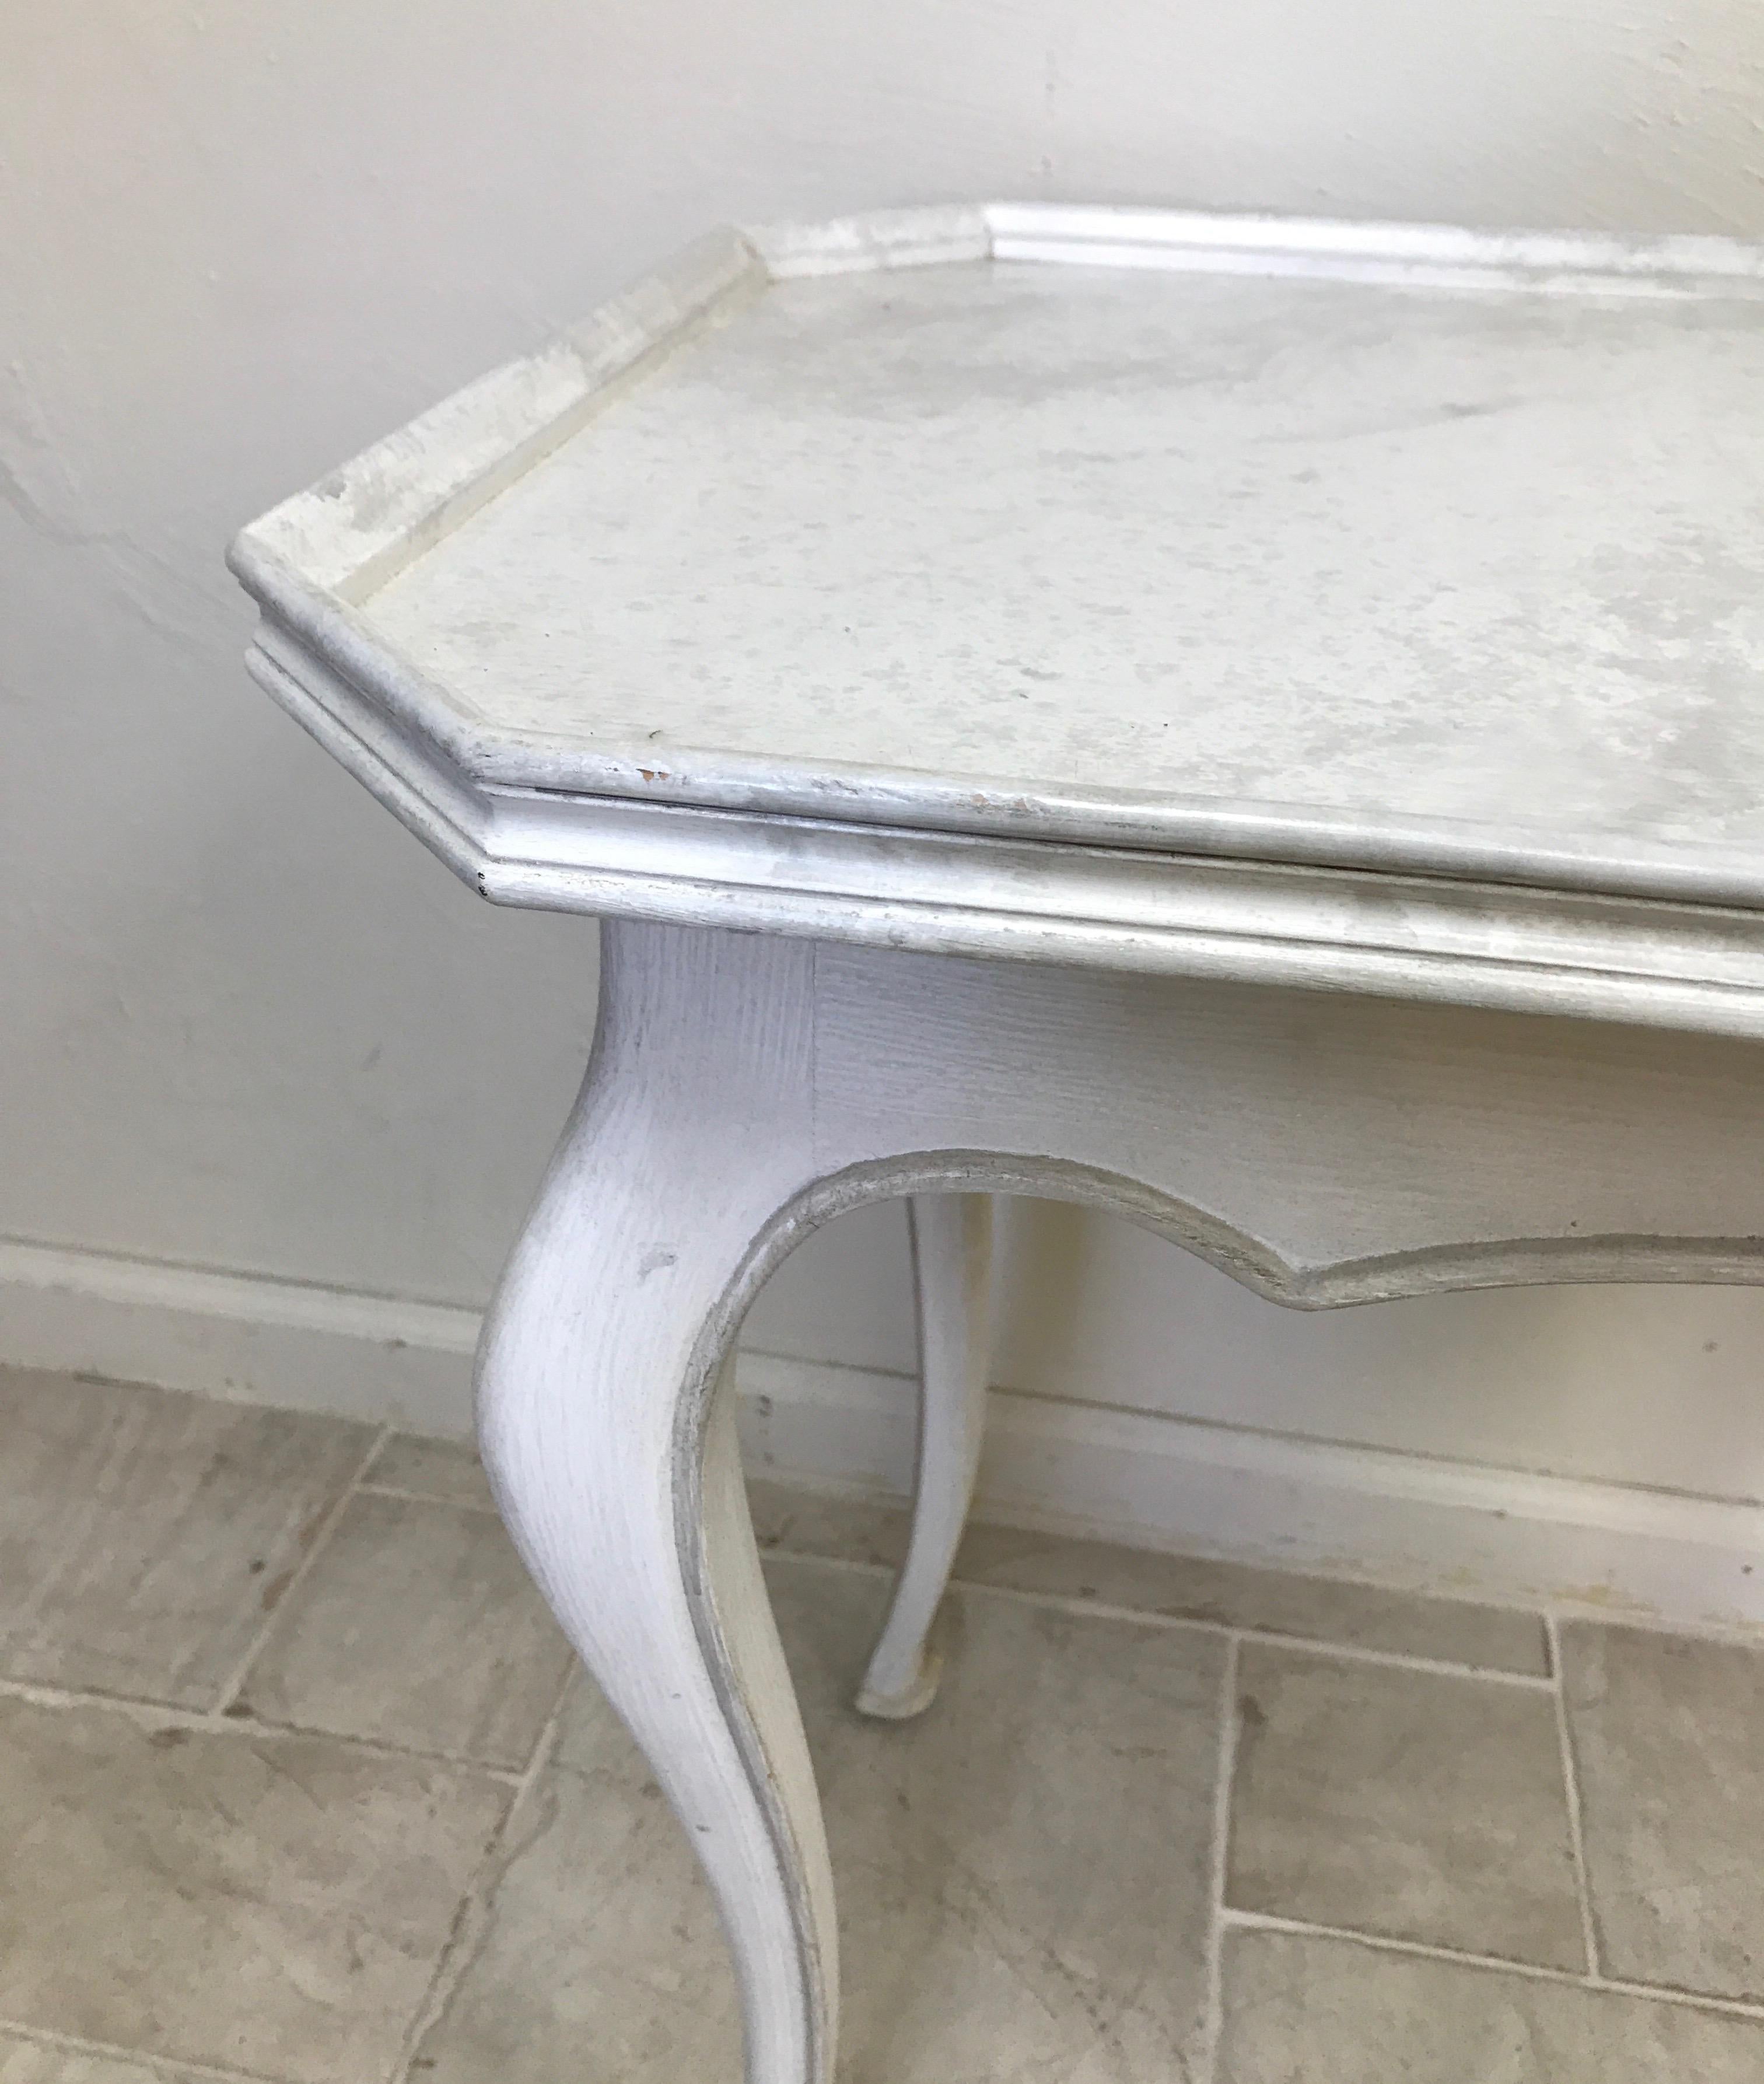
[474,928,837,2084]
[227,204,1764,2083]
[855,1194,993,1718]
[482,919,1764,2084]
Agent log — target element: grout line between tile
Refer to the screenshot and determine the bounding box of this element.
[1546,1613,1603,1978]
[205,1424,392,1717]
[355,1480,501,1515]
[384,1660,580,2084]
[0,2013,290,2084]
[0,1670,524,1781]
[224,1707,527,1783]
[1219,1907,1764,2024]
[762,1544,1554,1686]
[354,1428,396,1487]
[1222,1624,1554,1690]
[1578,1973,1764,2021]
[1195,1631,1241,2084]
[1541,1598,1764,1658]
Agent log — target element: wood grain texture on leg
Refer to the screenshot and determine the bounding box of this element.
[474,924,835,2084]
[856,1194,993,1719]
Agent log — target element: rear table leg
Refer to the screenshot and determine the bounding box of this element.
[856,1193,995,1719]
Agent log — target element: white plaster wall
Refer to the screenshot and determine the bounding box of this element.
[6,3,1764,1526]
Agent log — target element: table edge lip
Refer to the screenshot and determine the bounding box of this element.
[243,609,1764,1043]
[228,198,1764,924]
[230,529,1764,926]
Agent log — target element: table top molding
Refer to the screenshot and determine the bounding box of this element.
[247,615,1764,1042]
[230,201,1764,1033]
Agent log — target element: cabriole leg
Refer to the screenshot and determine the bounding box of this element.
[856,1193,994,1719]
[475,924,835,2084]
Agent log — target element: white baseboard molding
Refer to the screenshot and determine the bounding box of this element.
[0,1235,481,1433]
[737,1352,1764,1637]
[5,1233,1764,1635]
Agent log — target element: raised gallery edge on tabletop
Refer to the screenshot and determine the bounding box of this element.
[228,201,1764,1040]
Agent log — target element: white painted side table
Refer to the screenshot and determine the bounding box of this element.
[232,204,1764,2084]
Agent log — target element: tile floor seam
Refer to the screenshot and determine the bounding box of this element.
[1217,1907,1764,2024]
[354,1480,501,1516]
[1195,1630,1241,2084]
[0,1669,521,1782]
[1542,1599,1764,1657]
[209,1706,527,1783]
[1546,1614,1603,1978]
[765,1545,1552,1684]
[355,1431,395,1485]
[1221,1625,1553,1689]
[204,1423,393,1716]
[0,1671,237,1726]
[383,1662,580,2084]
[0,2015,290,2084]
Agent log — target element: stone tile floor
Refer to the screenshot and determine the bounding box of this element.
[2,1364,1764,2081]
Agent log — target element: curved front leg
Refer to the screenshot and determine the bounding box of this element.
[475,927,834,2084]
[856,1193,993,1719]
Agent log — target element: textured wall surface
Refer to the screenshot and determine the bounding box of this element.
[5,1,1764,1505]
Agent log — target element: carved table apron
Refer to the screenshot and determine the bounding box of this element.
[231,204,1764,2084]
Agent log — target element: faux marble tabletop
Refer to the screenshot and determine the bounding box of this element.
[368,258,1764,871]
